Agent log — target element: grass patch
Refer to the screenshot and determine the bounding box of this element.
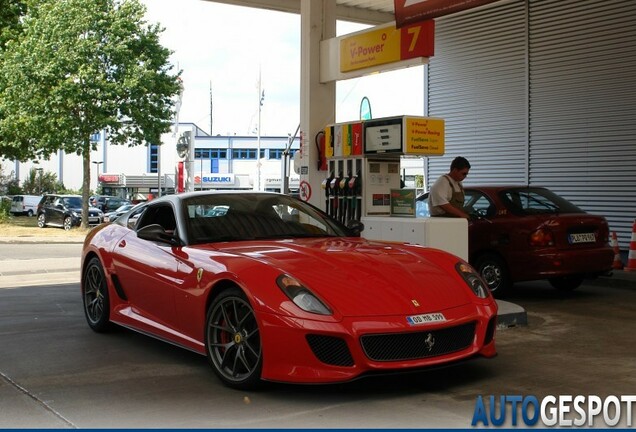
[0,215,90,238]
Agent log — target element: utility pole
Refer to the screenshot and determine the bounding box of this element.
[210,81,213,136]
[256,68,264,191]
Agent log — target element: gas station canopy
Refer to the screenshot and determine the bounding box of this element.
[207,0,394,24]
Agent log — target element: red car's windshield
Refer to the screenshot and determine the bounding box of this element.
[182,194,348,244]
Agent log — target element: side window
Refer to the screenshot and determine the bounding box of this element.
[136,205,177,233]
[464,191,495,217]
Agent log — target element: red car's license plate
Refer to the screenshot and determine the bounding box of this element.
[406,312,446,326]
[569,233,595,244]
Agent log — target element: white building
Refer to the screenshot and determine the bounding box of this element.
[5,122,301,200]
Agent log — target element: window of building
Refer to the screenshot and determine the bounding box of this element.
[195,149,227,159]
[232,149,257,159]
[149,144,159,173]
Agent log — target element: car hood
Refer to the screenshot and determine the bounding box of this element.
[193,238,474,317]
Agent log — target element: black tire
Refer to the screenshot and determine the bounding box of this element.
[549,276,583,291]
[205,288,263,389]
[37,213,46,228]
[474,253,512,298]
[27,209,34,217]
[82,257,112,332]
[63,216,73,231]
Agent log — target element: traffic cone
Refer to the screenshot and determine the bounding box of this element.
[611,231,623,270]
[625,220,636,272]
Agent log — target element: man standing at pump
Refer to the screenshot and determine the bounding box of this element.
[428,156,471,219]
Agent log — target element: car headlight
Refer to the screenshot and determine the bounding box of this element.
[276,274,332,315]
[72,211,80,218]
[456,262,490,298]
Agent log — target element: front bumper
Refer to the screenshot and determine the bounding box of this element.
[258,301,498,384]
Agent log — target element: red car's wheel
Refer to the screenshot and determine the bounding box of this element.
[475,253,511,298]
[82,257,112,332]
[205,288,263,389]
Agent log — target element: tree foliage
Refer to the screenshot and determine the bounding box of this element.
[0,162,21,195]
[20,167,65,194]
[0,0,27,51]
[0,0,181,227]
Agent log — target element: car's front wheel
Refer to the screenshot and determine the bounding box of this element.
[37,213,46,228]
[82,257,112,332]
[474,253,511,297]
[63,216,73,231]
[549,276,583,291]
[205,288,263,389]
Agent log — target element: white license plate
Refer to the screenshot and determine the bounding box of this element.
[406,312,446,326]
[569,233,595,244]
[89,217,99,223]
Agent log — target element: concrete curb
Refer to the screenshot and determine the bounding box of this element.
[0,236,85,244]
[496,300,528,328]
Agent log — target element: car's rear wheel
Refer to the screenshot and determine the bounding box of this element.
[37,213,46,228]
[205,288,263,389]
[82,257,112,332]
[27,209,34,217]
[549,276,583,291]
[63,216,73,230]
[475,253,511,297]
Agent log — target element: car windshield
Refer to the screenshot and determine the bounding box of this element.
[183,193,349,244]
[499,187,584,215]
[62,197,82,208]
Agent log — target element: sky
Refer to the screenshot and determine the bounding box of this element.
[141,0,425,138]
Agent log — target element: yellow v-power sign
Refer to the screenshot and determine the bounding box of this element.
[339,21,434,73]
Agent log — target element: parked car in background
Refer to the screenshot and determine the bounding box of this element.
[37,194,104,230]
[81,191,497,389]
[90,195,131,213]
[103,204,136,222]
[10,195,41,217]
[417,186,614,296]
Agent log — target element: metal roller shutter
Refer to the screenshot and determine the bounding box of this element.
[427,0,528,185]
[427,0,636,249]
[528,0,636,248]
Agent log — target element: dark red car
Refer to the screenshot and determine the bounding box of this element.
[417,186,614,296]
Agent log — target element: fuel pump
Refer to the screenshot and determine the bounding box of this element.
[349,172,362,222]
[329,173,340,218]
[338,174,347,223]
[321,173,333,214]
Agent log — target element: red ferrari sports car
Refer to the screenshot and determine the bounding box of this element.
[81,191,497,389]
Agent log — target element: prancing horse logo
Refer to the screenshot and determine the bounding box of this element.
[424,333,435,351]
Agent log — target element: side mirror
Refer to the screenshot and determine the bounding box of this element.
[137,224,180,246]
[346,220,364,237]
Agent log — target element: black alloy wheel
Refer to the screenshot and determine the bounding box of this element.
[475,253,512,298]
[205,288,263,389]
[37,213,46,228]
[82,257,112,332]
[63,216,73,231]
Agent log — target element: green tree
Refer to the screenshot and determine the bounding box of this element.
[0,0,27,51]
[0,162,21,195]
[0,0,180,227]
[20,167,63,194]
